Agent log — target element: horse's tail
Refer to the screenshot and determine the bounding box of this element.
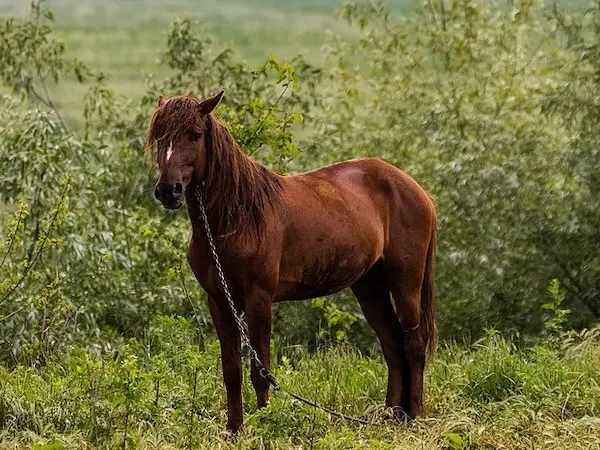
[422,206,437,359]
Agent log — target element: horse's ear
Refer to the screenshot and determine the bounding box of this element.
[199,90,224,115]
[158,95,169,107]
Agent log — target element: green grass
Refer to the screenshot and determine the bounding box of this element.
[0,318,598,449]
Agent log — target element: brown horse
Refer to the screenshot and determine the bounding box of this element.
[145,91,437,432]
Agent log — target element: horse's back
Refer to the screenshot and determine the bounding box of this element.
[287,157,434,232]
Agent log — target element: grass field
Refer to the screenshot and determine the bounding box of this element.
[0,0,588,129]
[0,321,599,449]
[2,0,418,129]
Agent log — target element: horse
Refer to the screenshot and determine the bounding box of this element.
[145,91,437,432]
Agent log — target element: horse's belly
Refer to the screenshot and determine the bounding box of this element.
[274,243,378,301]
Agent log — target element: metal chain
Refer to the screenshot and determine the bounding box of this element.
[195,187,278,388]
[194,185,370,426]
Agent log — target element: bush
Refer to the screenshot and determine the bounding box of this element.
[1,0,600,362]
[306,0,600,340]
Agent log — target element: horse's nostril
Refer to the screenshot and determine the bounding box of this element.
[173,182,183,195]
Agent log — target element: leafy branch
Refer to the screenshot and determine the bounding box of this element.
[0,181,70,307]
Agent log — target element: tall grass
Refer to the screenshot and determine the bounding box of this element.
[0,317,598,449]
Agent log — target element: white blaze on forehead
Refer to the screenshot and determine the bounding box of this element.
[166,141,173,161]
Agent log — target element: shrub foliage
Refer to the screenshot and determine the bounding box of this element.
[0,0,599,370]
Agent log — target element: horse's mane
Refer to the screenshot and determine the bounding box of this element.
[145,96,283,240]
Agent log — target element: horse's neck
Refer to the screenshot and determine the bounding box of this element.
[193,116,282,240]
[207,116,273,192]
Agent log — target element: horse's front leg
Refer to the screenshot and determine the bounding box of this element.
[207,295,243,432]
[246,289,273,408]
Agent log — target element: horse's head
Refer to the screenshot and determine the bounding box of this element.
[145,91,224,209]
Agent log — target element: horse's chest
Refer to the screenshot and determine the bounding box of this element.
[187,236,269,299]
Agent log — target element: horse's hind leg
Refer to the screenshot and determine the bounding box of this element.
[351,262,408,413]
[383,246,429,419]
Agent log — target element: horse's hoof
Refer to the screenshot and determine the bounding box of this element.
[226,419,243,436]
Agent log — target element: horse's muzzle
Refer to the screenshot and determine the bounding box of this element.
[155,182,184,210]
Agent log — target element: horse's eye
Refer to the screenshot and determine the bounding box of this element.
[191,131,202,141]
